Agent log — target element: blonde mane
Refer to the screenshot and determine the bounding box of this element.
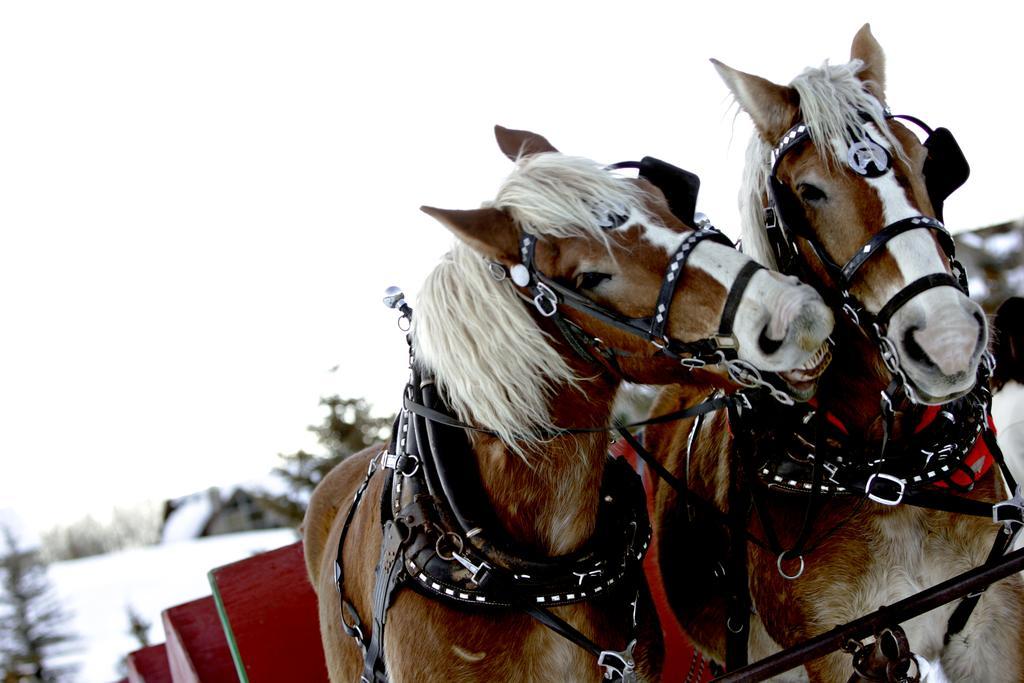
[412,153,649,449]
[739,59,901,268]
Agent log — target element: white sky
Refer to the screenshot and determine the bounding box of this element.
[2,2,1021,535]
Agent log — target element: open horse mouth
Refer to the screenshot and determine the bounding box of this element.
[779,341,832,398]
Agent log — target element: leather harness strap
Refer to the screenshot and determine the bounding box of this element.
[336,362,656,683]
[361,514,406,683]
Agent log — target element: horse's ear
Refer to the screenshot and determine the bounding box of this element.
[850,23,886,104]
[421,205,520,263]
[494,125,559,161]
[711,59,799,144]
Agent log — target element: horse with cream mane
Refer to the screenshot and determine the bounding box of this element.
[302,126,833,682]
[647,25,1024,681]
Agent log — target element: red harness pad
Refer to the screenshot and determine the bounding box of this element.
[611,438,716,681]
[914,405,996,489]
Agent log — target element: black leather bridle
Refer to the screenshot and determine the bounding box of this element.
[490,156,797,405]
[762,113,972,405]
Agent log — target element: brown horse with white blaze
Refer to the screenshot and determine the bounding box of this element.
[648,25,1024,682]
[303,127,833,682]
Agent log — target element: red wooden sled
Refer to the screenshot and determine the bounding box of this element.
[119,441,711,682]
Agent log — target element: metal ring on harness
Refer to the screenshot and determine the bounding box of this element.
[777,551,805,580]
[398,455,420,477]
[341,600,365,645]
[727,616,746,634]
[435,532,465,561]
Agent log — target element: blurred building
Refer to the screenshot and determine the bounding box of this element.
[160,486,291,543]
[955,218,1024,313]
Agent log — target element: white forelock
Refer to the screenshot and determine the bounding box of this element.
[738,59,905,268]
[495,153,650,242]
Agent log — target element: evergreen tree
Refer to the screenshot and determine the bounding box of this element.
[0,527,74,682]
[125,605,150,649]
[259,396,393,525]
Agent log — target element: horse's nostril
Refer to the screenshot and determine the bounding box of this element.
[902,325,937,369]
[758,324,784,355]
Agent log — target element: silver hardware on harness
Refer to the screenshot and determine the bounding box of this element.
[866,472,906,506]
[451,552,492,586]
[383,453,419,477]
[384,285,413,330]
[776,551,805,580]
[993,486,1024,533]
[533,282,558,317]
[725,359,796,407]
[877,333,902,375]
[382,286,405,309]
[510,263,531,287]
[841,300,860,325]
[713,333,738,350]
[598,639,637,682]
[487,262,508,281]
[573,569,603,585]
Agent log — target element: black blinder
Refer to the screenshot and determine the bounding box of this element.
[923,127,970,219]
[637,156,701,227]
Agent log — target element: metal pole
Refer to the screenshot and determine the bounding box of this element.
[714,543,1024,682]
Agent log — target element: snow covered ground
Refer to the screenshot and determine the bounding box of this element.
[47,528,298,683]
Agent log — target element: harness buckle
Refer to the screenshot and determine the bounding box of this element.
[764,206,778,229]
[533,282,558,318]
[865,472,906,506]
[598,639,637,682]
[877,335,905,381]
[452,555,492,586]
[993,486,1024,531]
[713,333,738,350]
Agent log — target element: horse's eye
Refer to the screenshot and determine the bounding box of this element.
[798,183,827,203]
[576,272,612,290]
